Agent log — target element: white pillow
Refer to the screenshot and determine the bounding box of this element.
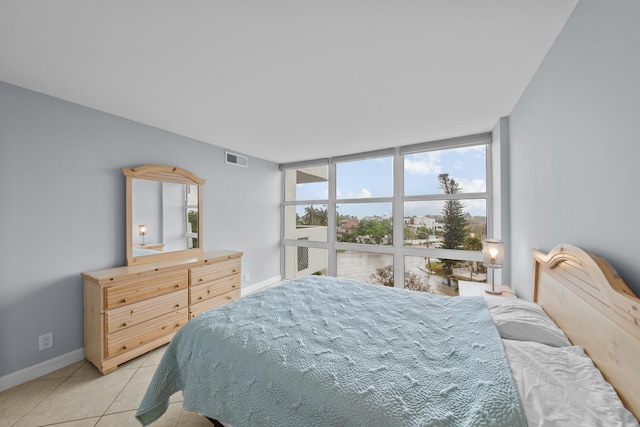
[503,340,639,427]
[484,296,571,347]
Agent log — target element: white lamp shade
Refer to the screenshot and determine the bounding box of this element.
[483,239,504,268]
[138,224,147,236]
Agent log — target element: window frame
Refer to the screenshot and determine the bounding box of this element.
[281,132,493,289]
[185,184,199,249]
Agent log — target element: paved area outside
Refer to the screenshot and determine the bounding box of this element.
[336,251,461,296]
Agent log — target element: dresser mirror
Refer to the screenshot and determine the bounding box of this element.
[123,165,205,266]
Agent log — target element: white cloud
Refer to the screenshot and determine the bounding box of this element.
[357,188,372,198]
[457,178,486,193]
[335,188,372,198]
[404,152,443,175]
[404,201,441,217]
[403,198,486,217]
[455,146,485,156]
[462,198,487,216]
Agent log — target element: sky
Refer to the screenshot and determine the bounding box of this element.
[295,146,487,218]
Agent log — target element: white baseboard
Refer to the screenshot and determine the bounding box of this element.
[0,276,282,393]
[241,275,282,297]
[0,348,85,393]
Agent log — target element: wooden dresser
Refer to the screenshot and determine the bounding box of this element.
[82,250,242,374]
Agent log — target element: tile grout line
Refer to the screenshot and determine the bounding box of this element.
[10,361,88,427]
[30,414,100,427]
[6,349,166,426]
[97,354,149,424]
[174,404,184,427]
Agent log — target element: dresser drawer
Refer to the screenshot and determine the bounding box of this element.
[105,270,188,310]
[190,288,240,318]
[105,289,188,334]
[190,275,240,305]
[106,307,188,358]
[190,258,240,285]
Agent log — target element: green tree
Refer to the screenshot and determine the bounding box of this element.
[359,218,392,245]
[416,226,429,240]
[301,205,328,226]
[188,210,199,248]
[188,210,198,234]
[316,207,328,225]
[340,230,359,243]
[404,226,417,241]
[464,236,483,251]
[438,173,468,274]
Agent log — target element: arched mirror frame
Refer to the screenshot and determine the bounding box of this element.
[123,165,205,266]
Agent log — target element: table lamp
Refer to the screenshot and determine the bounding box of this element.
[483,239,504,295]
[138,224,147,246]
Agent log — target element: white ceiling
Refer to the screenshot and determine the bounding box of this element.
[0,0,577,164]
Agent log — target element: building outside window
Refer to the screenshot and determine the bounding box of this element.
[297,238,309,271]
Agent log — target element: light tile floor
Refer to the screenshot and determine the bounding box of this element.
[0,345,210,427]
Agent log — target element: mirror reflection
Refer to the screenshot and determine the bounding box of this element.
[131,179,199,258]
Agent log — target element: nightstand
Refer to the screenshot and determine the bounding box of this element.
[457,280,517,298]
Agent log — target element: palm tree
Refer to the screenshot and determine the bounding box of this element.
[301,206,328,226]
[302,205,318,225]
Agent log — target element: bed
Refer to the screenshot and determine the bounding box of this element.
[136,244,640,426]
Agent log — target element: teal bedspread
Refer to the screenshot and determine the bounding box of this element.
[136,276,526,426]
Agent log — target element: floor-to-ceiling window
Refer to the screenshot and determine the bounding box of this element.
[282,165,329,279]
[335,155,394,284]
[401,142,488,295]
[281,133,492,295]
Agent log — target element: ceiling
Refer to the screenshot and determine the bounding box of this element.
[0,0,577,164]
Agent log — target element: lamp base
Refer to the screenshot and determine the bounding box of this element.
[485,289,503,295]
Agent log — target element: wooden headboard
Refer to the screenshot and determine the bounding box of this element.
[533,244,640,420]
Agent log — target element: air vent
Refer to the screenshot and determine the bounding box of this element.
[225,151,248,168]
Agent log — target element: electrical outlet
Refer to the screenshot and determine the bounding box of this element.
[244,273,250,283]
[39,332,53,351]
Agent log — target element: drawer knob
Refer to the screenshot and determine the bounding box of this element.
[162,326,167,330]
[175,284,180,288]
[207,290,211,294]
[226,296,232,300]
[121,298,128,303]
[175,323,180,328]
[232,269,237,273]
[121,322,127,327]
[175,304,180,308]
[199,278,203,282]
[122,345,128,350]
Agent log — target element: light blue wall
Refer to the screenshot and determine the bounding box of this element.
[509,0,640,299]
[0,81,281,378]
